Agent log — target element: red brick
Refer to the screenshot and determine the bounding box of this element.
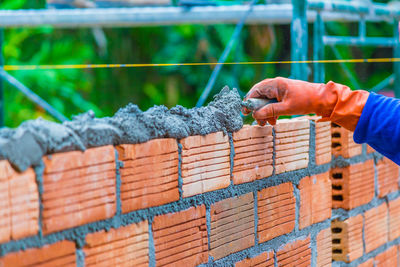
[0,160,39,243]
[274,119,309,174]
[316,228,332,267]
[364,203,388,253]
[181,132,230,197]
[389,197,400,240]
[235,251,274,267]
[331,123,362,158]
[316,121,332,165]
[43,145,115,173]
[180,131,228,149]
[257,183,296,243]
[42,146,116,234]
[276,236,311,266]
[299,116,331,165]
[153,206,208,266]
[84,221,149,266]
[210,193,255,260]
[374,245,398,267]
[232,125,273,184]
[331,214,363,262]
[377,157,399,197]
[298,172,331,229]
[116,139,179,213]
[330,160,375,210]
[0,240,76,266]
[358,258,374,267]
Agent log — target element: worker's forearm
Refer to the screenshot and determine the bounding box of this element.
[354,93,400,164]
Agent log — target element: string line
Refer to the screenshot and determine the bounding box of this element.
[3,57,400,71]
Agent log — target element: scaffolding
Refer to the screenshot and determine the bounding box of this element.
[0,0,399,126]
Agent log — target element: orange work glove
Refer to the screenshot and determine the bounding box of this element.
[242,77,370,131]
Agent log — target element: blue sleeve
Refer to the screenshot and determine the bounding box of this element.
[354,92,400,165]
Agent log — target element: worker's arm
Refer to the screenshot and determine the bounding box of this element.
[353,92,400,164]
[243,77,400,165]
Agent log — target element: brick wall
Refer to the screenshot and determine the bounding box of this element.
[0,117,399,266]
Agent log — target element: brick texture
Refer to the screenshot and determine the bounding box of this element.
[235,251,274,267]
[374,245,398,267]
[0,240,76,266]
[84,221,149,266]
[331,123,362,158]
[274,119,309,174]
[276,236,311,266]
[364,203,388,253]
[180,132,230,197]
[0,160,39,243]
[315,121,332,165]
[389,197,400,240]
[153,206,208,266]
[116,139,179,213]
[316,227,332,267]
[210,193,255,260]
[232,125,273,184]
[42,146,116,234]
[331,214,363,262]
[257,182,295,243]
[330,159,375,210]
[298,172,331,229]
[377,157,399,197]
[358,259,374,267]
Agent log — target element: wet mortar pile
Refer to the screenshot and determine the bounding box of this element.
[0,86,243,172]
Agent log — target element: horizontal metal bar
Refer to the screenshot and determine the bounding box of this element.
[0,4,394,28]
[309,0,400,17]
[323,36,397,47]
[0,69,68,122]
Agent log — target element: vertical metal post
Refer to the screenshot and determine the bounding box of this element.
[394,21,400,98]
[313,12,324,83]
[0,29,3,127]
[291,0,308,80]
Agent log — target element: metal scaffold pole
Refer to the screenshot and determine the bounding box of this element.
[291,0,308,80]
[0,29,3,127]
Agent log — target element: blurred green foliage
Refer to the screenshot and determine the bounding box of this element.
[0,0,395,127]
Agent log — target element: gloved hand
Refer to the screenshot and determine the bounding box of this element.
[243,77,369,131]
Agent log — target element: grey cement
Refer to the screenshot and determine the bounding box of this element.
[0,86,243,171]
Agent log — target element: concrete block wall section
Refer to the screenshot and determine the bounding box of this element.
[0,116,398,267]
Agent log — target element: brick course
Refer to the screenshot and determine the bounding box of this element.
[331,214,363,262]
[232,125,273,184]
[210,193,255,260]
[330,159,375,210]
[42,146,116,234]
[331,123,362,158]
[276,236,311,266]
[84,221,149,266]
[274,119,309,174]
[180,132,230,197]
[389,197,400,240]
[257,182,296,243]
[374,245,398,267]
[235,251,274,267]
[376,157,399,197]
[298,172,331,229]
[0,240,76,266]
[153,206,208,266]
[0,160,39,243]
[116,139,179,213]
[316,227,332,267]
[364,203,388,253]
